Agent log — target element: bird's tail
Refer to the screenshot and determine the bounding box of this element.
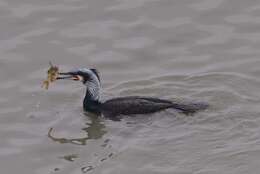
[171,100,209,115]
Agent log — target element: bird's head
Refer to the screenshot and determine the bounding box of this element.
[57,68,101,101]
[57,68,101,85]
[56,68,102,104]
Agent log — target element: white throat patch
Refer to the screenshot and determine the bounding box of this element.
[81,68,101,101]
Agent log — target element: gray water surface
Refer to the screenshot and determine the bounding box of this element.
[1,0,260,173]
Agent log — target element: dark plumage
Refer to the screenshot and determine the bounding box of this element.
[101,96,208,116]
[58,68,208,119]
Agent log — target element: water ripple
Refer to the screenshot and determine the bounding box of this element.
[1,0,260,173]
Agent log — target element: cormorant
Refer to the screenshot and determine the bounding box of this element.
[57,68,208,118]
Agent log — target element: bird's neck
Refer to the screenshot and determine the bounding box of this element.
[83,82,102,113]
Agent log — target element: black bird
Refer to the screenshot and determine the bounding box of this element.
[57,68,208,118]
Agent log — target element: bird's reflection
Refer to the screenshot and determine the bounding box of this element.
[48,112,106,145]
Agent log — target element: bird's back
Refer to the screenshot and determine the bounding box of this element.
[101,96,172,116]
[101,96,208,117]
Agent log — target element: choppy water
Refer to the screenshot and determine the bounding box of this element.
[1,0,260,173]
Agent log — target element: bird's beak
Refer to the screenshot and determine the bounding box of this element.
[57,72,82,81]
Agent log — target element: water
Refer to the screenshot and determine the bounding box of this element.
[1,0,260,173]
